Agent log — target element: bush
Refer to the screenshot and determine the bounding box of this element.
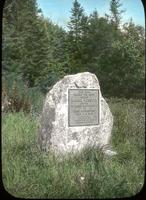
[2,79,31,113]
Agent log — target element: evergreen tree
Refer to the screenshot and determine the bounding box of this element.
[21,15,50,87]
[68,0,84,42]
[2,0,26,77]
[85,11,113,65]
[109,0,125,28]
[36,19,68,92]
[3,0,50,88]
[2,0,144,98]
[67,0,87,73]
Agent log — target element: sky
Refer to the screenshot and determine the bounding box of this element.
[37,0,145,30]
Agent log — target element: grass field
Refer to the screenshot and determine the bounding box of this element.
[2,98,145,198]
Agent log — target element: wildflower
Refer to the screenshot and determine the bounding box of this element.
[80,176,85,181]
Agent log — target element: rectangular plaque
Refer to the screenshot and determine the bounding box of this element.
[68,89,100,127]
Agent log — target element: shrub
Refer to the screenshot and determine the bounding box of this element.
[2,79,31,113]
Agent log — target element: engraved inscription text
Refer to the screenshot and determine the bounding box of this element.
[68,89,99,126]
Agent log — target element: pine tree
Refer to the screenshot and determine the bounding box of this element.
[2,0,24,77]
[68,0,84,42]
[21,14,50,87]
[3,0,50,87]
[67,0,88,73]
[109,0,125,29]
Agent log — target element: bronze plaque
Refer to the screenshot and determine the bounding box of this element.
[68,89,100,127]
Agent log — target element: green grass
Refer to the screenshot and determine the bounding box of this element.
[2,98,145,198]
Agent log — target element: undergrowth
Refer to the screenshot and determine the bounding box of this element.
[2,98,145,198]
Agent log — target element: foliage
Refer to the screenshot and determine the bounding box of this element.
[67,0,88,73]
[108,0,125,28]
[2,0,145,98]
[36,62,67,93]
[2,78,31,113]
[2,1,145,197]
[2,76,44,114]
[98,19,145,98]
[2,0,68,89]
[66,0,144,98]
[2,99,145,198]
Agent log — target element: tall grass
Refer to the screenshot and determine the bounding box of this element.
[2,77,45,114]
[2,98,145,198]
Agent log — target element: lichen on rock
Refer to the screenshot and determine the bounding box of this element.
[38,72,116,156]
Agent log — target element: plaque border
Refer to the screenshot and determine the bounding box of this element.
[68,88,100,127]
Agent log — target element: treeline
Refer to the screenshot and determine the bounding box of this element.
[2,0,145,98]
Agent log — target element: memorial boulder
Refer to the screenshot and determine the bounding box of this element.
[38,72,116,156]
